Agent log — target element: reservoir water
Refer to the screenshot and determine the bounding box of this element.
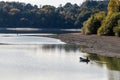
[0,34,119,80]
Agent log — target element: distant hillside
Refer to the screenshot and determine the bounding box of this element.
[0,1,108,29]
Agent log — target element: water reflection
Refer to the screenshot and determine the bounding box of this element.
[87,54,120,80]
[0,44,119,80]
[43,44,120,80]
[42,44,81,52]
[88,54,120,71]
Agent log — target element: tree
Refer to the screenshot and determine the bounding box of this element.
[108,0,120,15]
[0,1,108,29]
[9,8,20,15]
[98,12,120,36]
[113,20,120,36]
[76,0,108,28]
[113,27,120,37]
[82,11,105,35]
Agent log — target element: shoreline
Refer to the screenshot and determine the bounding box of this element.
[42,33,120,58]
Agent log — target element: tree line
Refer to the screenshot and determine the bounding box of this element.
[0,1,108,29]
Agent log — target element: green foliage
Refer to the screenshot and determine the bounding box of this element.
[113,20,120,36]
[75,0,108,28]
[83,0,120,37]
[0,2,79,28]
[113,27,120,37]
[0,1,108,29]
[108,0,120,15]
[97,0,120,36]
[98,12,120,36]
[82,11,105,35]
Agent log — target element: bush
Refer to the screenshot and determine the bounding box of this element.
[82,15,94,35]
[108,0,120,15]
[97,12,120,36]
[82,11,105,35]
[113,27,120,37]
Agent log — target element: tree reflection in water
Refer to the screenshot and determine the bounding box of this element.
[87,54,120,80]
[42,44,81,52]
[42,44,120,80]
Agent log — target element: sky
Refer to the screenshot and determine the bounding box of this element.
[0,0,85,7]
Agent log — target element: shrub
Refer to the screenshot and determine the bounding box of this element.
[82,11,105,35]
[113,27,120,37]
[108,0,120,15]
[97,12,120,36]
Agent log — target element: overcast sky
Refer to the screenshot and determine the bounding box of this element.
[0,0,84,7]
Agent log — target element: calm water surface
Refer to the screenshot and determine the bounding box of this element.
[0,35,119,80]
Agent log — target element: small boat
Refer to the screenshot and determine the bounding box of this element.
[80,57,90,63]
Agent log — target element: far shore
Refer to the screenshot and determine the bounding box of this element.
[42,33,120,58]
[0,28,81,34]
